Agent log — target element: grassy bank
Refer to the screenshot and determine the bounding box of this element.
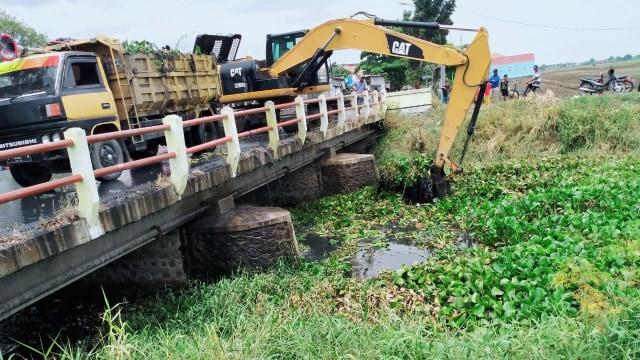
[21,93,640,359]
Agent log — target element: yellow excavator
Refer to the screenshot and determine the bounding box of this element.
[197,12,491,199]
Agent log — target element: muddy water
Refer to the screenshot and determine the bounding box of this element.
[299,234,432,279]
[352,241,430,279]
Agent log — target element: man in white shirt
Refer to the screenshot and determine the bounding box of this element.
[525,65,541,95]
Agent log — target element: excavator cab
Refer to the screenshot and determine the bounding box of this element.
[193,30,330,99]
[265,30,329,90]
[266,30,306,66]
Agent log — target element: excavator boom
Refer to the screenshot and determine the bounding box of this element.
[269,17,472,76]
[269,15,490,192]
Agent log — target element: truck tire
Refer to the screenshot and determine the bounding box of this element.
[91,139,124,182]
[190,123,217,155]
[9,164,52,187]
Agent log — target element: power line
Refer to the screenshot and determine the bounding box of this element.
[459,9,640,31]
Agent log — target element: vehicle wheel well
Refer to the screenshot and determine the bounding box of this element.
[91,123,119,135]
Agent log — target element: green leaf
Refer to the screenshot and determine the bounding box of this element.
[491,287,504,297]
[471,292,479,304]
[503,301,516,317]
[471,304,485,317]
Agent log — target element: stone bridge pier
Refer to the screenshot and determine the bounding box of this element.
[81,152,377,289]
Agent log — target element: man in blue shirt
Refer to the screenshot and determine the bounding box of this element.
[488,69,500,101]
[351,76,368,106]
[345,75,353,89]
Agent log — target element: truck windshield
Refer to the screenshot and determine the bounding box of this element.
[0,55,59,99]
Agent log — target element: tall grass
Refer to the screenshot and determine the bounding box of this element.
[52,267,640,359]
[378,91,640,187]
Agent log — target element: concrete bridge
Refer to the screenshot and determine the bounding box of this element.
[0,89,431,321]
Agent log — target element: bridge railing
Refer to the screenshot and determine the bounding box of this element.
[0,91,386,235]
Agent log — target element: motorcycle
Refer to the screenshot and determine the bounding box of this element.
[578,69,626,95]
[618,75,635,93]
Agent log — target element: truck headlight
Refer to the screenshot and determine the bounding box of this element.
[42,134,51,143]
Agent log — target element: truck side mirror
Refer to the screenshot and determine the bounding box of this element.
[42,75,55,95]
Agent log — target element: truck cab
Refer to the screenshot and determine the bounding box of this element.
[0,51,119,186]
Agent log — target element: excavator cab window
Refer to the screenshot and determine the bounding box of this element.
[266,31,306,67]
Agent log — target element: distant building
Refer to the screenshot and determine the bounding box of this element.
[365,75,389,93]
[340,63,359,75]
[490,53,536,79]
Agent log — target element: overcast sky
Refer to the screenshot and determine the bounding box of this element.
[1,0,638,66]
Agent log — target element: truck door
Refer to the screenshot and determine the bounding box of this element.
[60,56,118,129]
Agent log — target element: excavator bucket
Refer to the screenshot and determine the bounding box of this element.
[193,34,242,63]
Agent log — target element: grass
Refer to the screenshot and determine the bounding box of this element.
[8,91,640,359]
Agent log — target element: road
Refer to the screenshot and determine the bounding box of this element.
[0,159,167,233]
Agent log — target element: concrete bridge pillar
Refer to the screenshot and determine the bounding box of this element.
[183,206,300,280]
[247,164,322,206]
[321,153,378,196]
[79,231,187,290]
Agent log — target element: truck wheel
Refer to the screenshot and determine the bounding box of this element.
[91,139,124,182]
[9,164,52,187]
[190,123,217,155]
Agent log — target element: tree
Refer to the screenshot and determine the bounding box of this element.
[406,0,456,45]
[0,10,47,48]
[356,53,409,91]
[330,62,351,78]
[356,0,456,88]
[405,0,456,86]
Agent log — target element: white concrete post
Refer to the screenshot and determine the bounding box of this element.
[363,90,371,122]
[294,96,307,145]
[318,94,329,136]
[372,90,380,120]
[221,106,241,177]
[64,127,102,238]
[351,92,358,120]
[162,114,188,198]
[382,90,388,114]
[265,100,280,159]
[337,92,346,129]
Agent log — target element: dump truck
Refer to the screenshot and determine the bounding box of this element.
[0,35,222,187]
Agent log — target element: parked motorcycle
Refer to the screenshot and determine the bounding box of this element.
[618,75,635,93]
[578,68,626,95]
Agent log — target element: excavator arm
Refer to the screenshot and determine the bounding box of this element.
[270,15,491,192]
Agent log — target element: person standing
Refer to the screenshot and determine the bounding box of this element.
[488,68,500,101]
[345,75,353,90]
[440,80,451,105]
[351,75,368,106]
[500,74,509,101]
